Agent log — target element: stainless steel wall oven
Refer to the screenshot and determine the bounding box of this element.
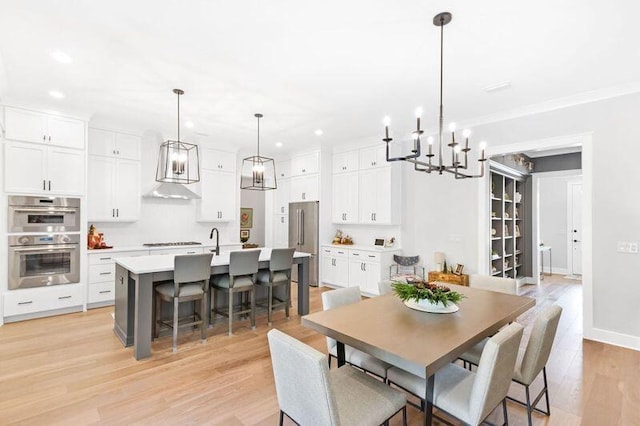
[8,196,80,233]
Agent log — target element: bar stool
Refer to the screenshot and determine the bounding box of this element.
[154,253,213,353]
[256,248,295,326]
[211,249,261,336]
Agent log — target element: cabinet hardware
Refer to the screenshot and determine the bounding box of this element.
[361,262,364,271]
[281,206,284,213]
[48,180,51,191]
[363,263,367,271]
[337,251,344,254]
[43,180,46,190]
[99,257,112,260]
[113,149,116,154]
[112,208,115,217]
[18,301,33,305]
[119,276,124,284]
[280,217,284,223]
[43,135,46,142]
[302,168,306,173]
[302,192,306,200]
[58,295,72,300]
[116,208,119,217]
[99,290,112,294]
[48,136,51,142]
[353,253,359,256]
[368,255,376,258]
[117,150,120,155]
[187,251,196,254]
[99,272,112,275]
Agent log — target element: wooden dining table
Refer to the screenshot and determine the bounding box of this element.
[302,285,535,425]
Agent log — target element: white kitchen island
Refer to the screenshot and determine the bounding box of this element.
[113,249,311,360]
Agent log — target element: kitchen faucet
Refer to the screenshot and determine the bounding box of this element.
[209,227,220,255]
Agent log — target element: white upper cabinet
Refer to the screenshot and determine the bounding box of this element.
[273,178,291,215]
[290,174,319,202]
[201,147,236,172]
[87,157,140,222]
[358,166,398,225]
[359,146,387,170]
[88,128,141,160]
[291,151,319,176]
[332,150,359,174]
[47,147,85,195]
[197,168,237,222]
[5,107,85,149]
[276,160,291,179]
[332,172,359,224]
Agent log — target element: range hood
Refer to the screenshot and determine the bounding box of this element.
[143,183,201,200]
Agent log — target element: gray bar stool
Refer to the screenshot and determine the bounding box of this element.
[211,249,261,335]
[256,248,295,325]
[154,253,213,353]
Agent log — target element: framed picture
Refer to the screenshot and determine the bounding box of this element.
[454,264,464,275]
[240,229,250,243]
[240,208,253,228]
[374,238,385,246]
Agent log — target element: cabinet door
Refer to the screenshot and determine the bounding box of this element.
[202,147,236,172]
[362,261,381,295]
[115,133,141,160]
[332,151,359,174]
[322,254,335,285]
[114,159,140,221]
[198,169,236,222]
[47,146,85,195]
[358,169,377,223]
[291,151,319,176]
[332,172,358,223]
[290,175,318,202]
[359,146,386,170]
[87,156,116,221]
[47,115,85,149]
[276,160,291,179]
[4,107,48,144]
[88,128,116,157]
[373,167,392,224]
[349,260,365,290]
[274,178,290,215]
[217,171,237,221]
[4,142,47,193]
[333,257,350,287]
[273,214,289,248]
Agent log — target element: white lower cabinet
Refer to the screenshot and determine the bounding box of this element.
[3,284,83,318]
[87,250,148,307]
[320,245,400,296]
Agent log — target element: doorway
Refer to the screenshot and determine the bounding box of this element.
[568,182,583,277]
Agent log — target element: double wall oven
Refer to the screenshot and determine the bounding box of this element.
[7,196,81,290]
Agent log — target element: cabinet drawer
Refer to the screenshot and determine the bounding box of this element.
[152,247,205,256]
[4,291,44,316]
[88,282,115,304]
[89,264,116,283]
[322,247,349,257]
[4,285,83,317]
[89,250,148,265]
[350,250,381,262]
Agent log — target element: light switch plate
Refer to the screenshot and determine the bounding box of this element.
[617,241,639,254]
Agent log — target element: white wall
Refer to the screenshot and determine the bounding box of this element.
[538,174,581,272]
[240,189,265,246]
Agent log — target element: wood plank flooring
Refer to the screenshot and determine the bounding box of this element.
[0,276,638,425]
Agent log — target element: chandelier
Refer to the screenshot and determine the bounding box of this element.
[382,12,487,179]
[241,113,277,190]
[156,89,200,184]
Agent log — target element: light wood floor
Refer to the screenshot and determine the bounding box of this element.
[0,276,638,425]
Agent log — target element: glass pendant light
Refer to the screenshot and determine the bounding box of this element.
[156,89,200,184]
[241,113,277,191]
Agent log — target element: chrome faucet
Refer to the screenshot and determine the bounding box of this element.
[209,227,220,255]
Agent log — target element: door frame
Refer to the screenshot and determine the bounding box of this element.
[567,180,583,276]
[478,132,593,340]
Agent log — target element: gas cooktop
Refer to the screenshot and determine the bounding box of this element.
[143,242,203,247]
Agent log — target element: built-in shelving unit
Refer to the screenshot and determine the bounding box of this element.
[489,168,526,279]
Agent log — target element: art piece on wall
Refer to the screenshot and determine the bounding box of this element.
[240,229,250,243]
[240,208,253,228]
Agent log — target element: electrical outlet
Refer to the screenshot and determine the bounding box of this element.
[630,242,639,254]
[617,241,639,254]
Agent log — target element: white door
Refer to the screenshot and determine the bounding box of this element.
[115,159,140,221]
[4,107,48,144]
[88,128,116,157]
[4,142,47,193]
[87,156,116,221]
[47,115,85,149]
[47,146,85,195]
[569,182,583,275]
[115,133,141,160]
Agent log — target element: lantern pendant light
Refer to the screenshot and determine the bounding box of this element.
[156,89,200,184]
[241,113,277,191]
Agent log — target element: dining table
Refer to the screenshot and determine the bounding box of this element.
[302,284,535,425]
[113,248,311,360]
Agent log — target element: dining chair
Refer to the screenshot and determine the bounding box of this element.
[458,304,562,426]
[256,248,295,326]
[387,322,524,425]
[210,249,261,336]
[469,274,518,295]
[267,329,407,426]
[378,280,394,295]
[153,253,213,353]
[389,254,425,280]
[322,287,392,379]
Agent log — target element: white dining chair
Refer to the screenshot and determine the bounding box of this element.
[378,280,394,295]
[387,322,524,425]
[458,304,562,426]
[322,287,392,379]
[267,329,407,426]
[469,274,518,295]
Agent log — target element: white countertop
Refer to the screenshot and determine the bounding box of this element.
[321,244,401,252]
[87,242,242,254]
[114,248,311,274]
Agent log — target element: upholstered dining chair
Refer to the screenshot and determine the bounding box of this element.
[458,304,563,426]
[469,274,518,295]
[210,249,261,336]
[322,287,392,379]
[154,253,213,353]
[387,323,524,426]
[256,247,295,325]
[267,329,407,426]
[378,280,394,295]
[389,254,425,280]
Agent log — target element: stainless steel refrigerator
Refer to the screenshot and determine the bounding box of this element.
[289,201,319,286]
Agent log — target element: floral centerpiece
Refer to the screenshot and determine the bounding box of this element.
[392,280,465,313]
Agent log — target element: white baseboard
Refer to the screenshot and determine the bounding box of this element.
[584,327,640,352]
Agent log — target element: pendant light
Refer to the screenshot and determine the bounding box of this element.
[241,113,277,191]
[156,89,200,184]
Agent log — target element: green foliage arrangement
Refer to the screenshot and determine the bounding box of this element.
[392,281,465,307]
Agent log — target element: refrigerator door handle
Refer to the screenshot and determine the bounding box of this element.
[300,209,305,245]
[296,209,301,245]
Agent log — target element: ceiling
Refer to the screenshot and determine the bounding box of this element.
[1,0,639,155]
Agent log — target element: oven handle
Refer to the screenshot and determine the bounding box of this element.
[12,245,79,253]
[12,208,78,213]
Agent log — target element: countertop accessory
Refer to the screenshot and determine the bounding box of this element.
[241,113,277,191]
[392,280,464,313]
[156,89,200,185]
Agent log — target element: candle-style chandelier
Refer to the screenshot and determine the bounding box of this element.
[382,12,487,179]
[241,113,277,191]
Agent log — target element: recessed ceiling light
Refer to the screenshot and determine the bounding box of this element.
[275,142,283,148]
[184,121,194,128]
[48,90,65,99]
[314,129,324,136]
[50,50,72,64]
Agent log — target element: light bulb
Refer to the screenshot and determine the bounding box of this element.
[178,153,188,162]
[448,122,456,132]
[479,141,487,150]
[171,152,179,161]
[383,116,391,126]
[454,145,462,153]
[427,136,434,145]
[462,129,471,138]
[253,163,265,173]
[415,107,423,118]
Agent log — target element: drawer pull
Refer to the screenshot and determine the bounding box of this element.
[187,251,196,254]
[58,296,72,300]
[99,272,112,275]
[353,253,360,256]
[18,301,33,305]
[99,290,112,294]
[99,257,112,260]
[368,255,376,258]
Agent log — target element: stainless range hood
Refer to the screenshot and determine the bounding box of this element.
[143,182,200,200]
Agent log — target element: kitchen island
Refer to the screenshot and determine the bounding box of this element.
[113,248,311,360]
